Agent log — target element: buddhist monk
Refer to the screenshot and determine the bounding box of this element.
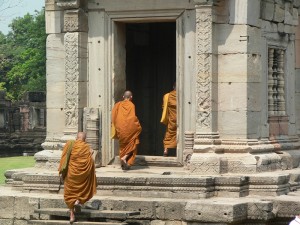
[111,90,142,170]
[160,83,177,156]
[58,132,97,223]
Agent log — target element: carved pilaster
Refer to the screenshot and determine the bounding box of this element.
[195,6,213,132]
[63,32,82,139]
[189,2,220,174]
[64,9,88,32]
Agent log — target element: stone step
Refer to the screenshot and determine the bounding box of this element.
[34,208,140,219]
[28,220,127,225]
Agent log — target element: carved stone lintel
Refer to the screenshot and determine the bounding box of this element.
[57,0,80,9]
[194,0,217,6]
[57,0,88,9]
[64,9,88,32]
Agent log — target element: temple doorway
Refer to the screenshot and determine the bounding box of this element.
[124,22,176,156]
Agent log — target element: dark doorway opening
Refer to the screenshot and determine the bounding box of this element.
[126,22,176,156]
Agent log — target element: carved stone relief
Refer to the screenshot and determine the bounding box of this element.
[57,0,80,9]
[64,33,80,129]
[195,6,213,130]
[64,9,88,32]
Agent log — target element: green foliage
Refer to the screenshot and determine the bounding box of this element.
[0,156,35,184]
[0,9,46,101]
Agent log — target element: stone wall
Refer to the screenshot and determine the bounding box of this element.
[0,91,46,156]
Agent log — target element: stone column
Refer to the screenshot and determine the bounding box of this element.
[59,0,88,141]
[37,0,87,169]
[189,0,221,174]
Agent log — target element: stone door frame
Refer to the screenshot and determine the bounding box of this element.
[99,10,190,166]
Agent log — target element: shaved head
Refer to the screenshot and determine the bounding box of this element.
[77,132,86,141]
[123,90,133,100]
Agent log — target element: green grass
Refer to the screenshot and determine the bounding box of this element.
[0,156,35,184]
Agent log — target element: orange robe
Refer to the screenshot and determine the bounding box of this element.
[163,90,177,149]
[112,99,142,166]
[58,140,97,209]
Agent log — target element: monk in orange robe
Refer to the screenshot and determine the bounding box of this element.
[58,132,97,223]
[111,90,142,170]
[161,84,177,156]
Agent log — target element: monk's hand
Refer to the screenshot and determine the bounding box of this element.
[90,148,94,155]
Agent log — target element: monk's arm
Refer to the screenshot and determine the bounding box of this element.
[58,141,70,171]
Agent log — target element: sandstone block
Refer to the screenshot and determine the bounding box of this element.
[47,81,65,108]
[64,9,88,32]
[0,196,14,219]
[185,201,248,223]
[218,111,262,138]
[296,71,300,93]
[261,1,275,21]
[47,59,65,82]
[293,8,299,25]
[46,34,65,60]
[46,109,65,135]
[218,82,261,112]
[285,4,294,25]
[247,201,274,220]
[273,4,285,22]
[284,24,296,33]
[46,10,63,34]
[45,0,60,11]
[218,54,261,83]
[277,22,284,33]
[189,153,222,175]
[14,197,29,220]
[155,202,186,220]
[229,0,260,26]
[0,219,13,225]
[13,220,27,225]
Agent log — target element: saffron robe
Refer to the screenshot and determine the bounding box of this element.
[163,90,177,149]
[58,140,97,209]
[112,99,142,166]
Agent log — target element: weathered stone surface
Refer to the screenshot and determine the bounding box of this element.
[218,54,261,83]
[185,201,248,223]
[0,219,13,225]
[261,1,275,21]
[14,197,30,220]
[273,4,285,22]
[218,82,261,112]
[0,196,14,219]
[64,9,88,32]
[46,34,65,61]
[45,0,60,11]
[45,10,63,34]
[156,202,186,220]
[14,220,28,225]
[229,0,260,26]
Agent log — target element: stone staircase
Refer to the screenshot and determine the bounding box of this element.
[28,207,140,225]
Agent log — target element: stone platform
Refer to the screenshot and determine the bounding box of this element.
[2,166,300,224]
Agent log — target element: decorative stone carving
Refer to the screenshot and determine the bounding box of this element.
[195,6,213,130]
[268,47,286,116]
[64,9,88,32]
[64,32,80,130]
[183,131,194,169]
[57,0,80,9]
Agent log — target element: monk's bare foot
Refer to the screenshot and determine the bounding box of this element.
[74,200,82,213]
[70,210,75,224]
[163,149,168,157]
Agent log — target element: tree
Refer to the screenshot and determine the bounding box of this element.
[0,9,46,100]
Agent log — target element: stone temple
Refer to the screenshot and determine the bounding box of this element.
[3,0,300,224]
